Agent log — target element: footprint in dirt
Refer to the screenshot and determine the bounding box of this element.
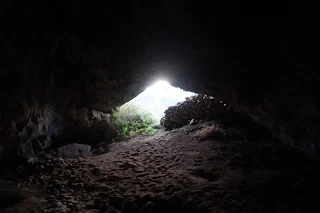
[191,168,220,182]
[119,162,136,169]
[133,196,209,213]
[130,152,140,156]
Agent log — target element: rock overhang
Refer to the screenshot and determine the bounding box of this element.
[0,4,319,159]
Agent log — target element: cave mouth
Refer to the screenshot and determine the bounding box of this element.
[121,80,196,123]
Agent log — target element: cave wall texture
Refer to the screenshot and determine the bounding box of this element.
[0,1,319,161]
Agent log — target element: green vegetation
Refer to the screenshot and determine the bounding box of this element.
[110,102,158,137]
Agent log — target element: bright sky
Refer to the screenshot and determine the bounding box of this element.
[128,80,196,122]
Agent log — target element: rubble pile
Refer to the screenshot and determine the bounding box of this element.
[161,94,233,130]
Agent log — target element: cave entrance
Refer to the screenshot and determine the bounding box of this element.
[111,80,196,137]
[128,80,196,123]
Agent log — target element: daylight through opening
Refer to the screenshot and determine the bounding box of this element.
[110,80,197,137]
[129,80,196,122]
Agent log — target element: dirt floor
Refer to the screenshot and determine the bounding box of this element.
[1,121,320,213]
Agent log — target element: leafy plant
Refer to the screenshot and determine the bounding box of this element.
[110,102,158,137]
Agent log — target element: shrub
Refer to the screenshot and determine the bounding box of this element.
[110,102,158,137]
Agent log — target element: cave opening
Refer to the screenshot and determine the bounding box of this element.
[121,80,196,123]
[0,4,318,212]
[110,80,197,137]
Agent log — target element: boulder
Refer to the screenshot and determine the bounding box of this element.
[56,143,92,159]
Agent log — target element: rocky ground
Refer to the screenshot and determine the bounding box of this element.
[0,121,319,213]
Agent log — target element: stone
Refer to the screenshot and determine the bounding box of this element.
[140,201,155,213]
[56,143,92,159]
[106,206,121,213]
[189,118,198,125]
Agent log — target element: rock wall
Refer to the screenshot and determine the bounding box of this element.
[0,33,144,163]
[53,102,116,147]
[1,5,319,160]
[0,100,58,160]
[0,98,117,163]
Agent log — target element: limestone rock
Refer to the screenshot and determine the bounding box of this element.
[54,102,116,145]
[56,144,92,159]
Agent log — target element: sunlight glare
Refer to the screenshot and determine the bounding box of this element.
[129,80,196,122]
